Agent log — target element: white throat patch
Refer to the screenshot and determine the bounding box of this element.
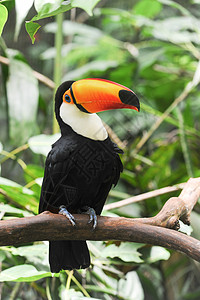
[60,102,108,141]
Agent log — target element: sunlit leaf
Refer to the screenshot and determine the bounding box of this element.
[62,60,118,80]
[102,242,144,263]
[147,246,170,263]
[0,4,8,36]
[32,0,71,21]
[0,204,33,217]
[0,177,22,188]
[6,57,39,144]
[0,251,6,263]
[71,0,102,16]
[45,20,103,39]
[60,287,100,300]
[14,0,34,40]
[28,133,61,156]
[0,265,52,282]
[9,244,48,259]
[118,271,144,300]
[0,185,37,214]
[151,16,200,44]
[34,0,62,13]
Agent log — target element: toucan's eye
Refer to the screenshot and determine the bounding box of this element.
[65,94,71,103]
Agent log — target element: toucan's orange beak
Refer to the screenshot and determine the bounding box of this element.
[63,78,140,114]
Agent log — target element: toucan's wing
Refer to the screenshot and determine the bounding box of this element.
[39,136,78,213]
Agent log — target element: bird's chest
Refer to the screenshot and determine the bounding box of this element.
[70,141,114,184]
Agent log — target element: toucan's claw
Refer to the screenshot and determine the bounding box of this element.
[59,205,76,227]
[81,206,97,229]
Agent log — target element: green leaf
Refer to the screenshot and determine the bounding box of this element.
[0,251,6,263]
[28,133,61,156]
[34,0,62,13]
[0,265,52,282]
[25,21,41,44]
[0,142,3,153]
[0,204,33,217]
[45,20,103,39]
[118,271,144,300]
[147,247,170,263]
[0,177,23,188]
[0,185,38,214]
[62,60,118,80]
[102,242,144,263]
[9,244,48,259]
[15,0,34,41]
[6,57,39,144]
[134,0,162,18]
[32,1,71,21]
[24,164,44,182]
[0,4,8,36]
[71,0,102,16]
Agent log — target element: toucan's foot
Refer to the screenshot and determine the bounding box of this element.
[80,206,97,229]
[59,205,76,227]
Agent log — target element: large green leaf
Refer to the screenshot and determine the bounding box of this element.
[102,242,144,263]
[6,57,39,144]
[9,244,48,259]
[0,265,52,282]
[14,0,34,40]
[0,4,8,36]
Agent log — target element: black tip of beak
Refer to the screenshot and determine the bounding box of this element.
[119,90,140,112]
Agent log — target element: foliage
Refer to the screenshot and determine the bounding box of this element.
[0,0,200,299]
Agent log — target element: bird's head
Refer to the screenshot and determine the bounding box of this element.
[55,78,140,138]
[55,78,139,116]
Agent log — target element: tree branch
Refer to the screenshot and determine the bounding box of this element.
[0,178,200,262]
[0,212,200,262]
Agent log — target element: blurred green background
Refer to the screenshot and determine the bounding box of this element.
[0,0,200,299]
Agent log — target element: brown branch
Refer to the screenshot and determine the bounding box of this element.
[0,212,200,262]
[0,178,200,262]
[135,177,200,230]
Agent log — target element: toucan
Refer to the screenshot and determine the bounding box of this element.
[39,78,140,272]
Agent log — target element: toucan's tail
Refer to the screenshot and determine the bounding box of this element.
[49,240,90,272]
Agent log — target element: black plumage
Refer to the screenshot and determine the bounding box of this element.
[39,81,123,272]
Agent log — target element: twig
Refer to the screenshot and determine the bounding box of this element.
[105,182,185,210]
[0,55,55,89]
[133,59,200,154]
